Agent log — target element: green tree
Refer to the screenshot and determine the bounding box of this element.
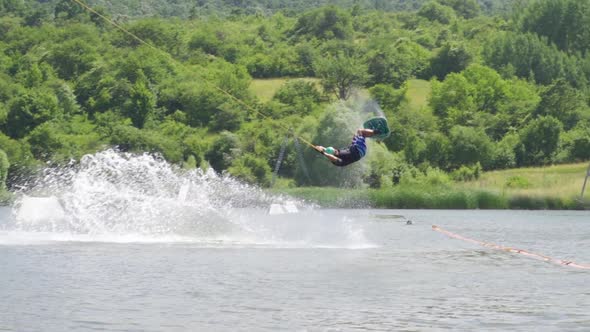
[294,42,318,76]
[209,101,245,132]
[429,41,473,80]
[24,8,49,27]
[423,132,451,170]
[403,132,427,165]
[48,37,98,80]
[367,40,430,87]
[159,79,226,128]
[0,132,37,182]
[188,26,222,56]
[74,64,117,115]
[0,102,6,127]
[490,133,519,169]
[228,154,272,187]
[24,116,102,163]
[439,0,480,19]
[518,116,563,166]
[520,0,590,54]
[124,70,156,129]
[0,0,25,14]
[205,131,240,172]
[483,32,587,88]
[109,125,183,163]
[274,80,321,106]
[535,79,589,130]
[430,65,538,138]
[209,60,251,101]
[449,125,493,169]
[0,148,8,190]
[430,73,476,131]
[182,131,208,167]
[6,90,59,139]
[363,144,409,188]
[273,80,321,116]
[26,122,63,161]
[293,6,353,40]
[52,81,81,116]
[559,125,590,162]
[568,128,590,161]
[114,19,182,54]
[237,118,287,169]
[369,84,407,113]
[54,0,86,20]
[315,52,369,100]
[116,46,177,86]
[490,78,540,140]
[418,1,456,24]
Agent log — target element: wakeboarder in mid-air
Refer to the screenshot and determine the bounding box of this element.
[315,116,390,166]
[315,116,390,167]
[316,128,378,167]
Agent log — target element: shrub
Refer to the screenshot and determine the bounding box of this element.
[450,162,482,182]
[504,175,531,189]
[204,131,240,172]
[274,80,321,106]
[474,191,509,209]
[449,126,493,169]
[490,135,518,169]
[109,125,183,163]
[228,154,272,187]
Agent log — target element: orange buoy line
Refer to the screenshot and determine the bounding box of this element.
[432,225,590,270]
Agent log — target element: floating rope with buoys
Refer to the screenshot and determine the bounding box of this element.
[432,225,590,270]
[68,0,323,153]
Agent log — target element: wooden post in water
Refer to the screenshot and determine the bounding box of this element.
[582,163,590,198]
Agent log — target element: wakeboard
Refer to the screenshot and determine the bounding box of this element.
[363,117,390,140]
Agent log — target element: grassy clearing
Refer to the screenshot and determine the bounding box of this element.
[276,163,590,210]
[250,77,429,106]
[406,79,431,111]
[250,77,321,102]
[458,163,590,199]
[249,78,287,102]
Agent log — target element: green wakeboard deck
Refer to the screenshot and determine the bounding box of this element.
[363,117,390,140]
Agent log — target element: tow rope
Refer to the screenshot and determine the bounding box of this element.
[432,225,590,270]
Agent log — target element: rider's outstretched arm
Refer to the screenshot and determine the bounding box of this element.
[315,146,341,164]
[323,152,340,163]
[357,128,376,137]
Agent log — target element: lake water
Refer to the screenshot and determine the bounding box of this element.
[1,151,589,331]
[1,208,589,332]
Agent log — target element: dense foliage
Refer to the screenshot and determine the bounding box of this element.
[2,0,526,19]
[0,0,589,189]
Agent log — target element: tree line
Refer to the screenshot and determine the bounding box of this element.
[0,0,589,190]
[1,0,523,20]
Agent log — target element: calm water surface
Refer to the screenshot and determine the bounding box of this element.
[1,208,589,331]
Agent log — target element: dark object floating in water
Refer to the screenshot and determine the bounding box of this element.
[406,220,413,225]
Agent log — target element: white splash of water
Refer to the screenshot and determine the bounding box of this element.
[2,150,374,248]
